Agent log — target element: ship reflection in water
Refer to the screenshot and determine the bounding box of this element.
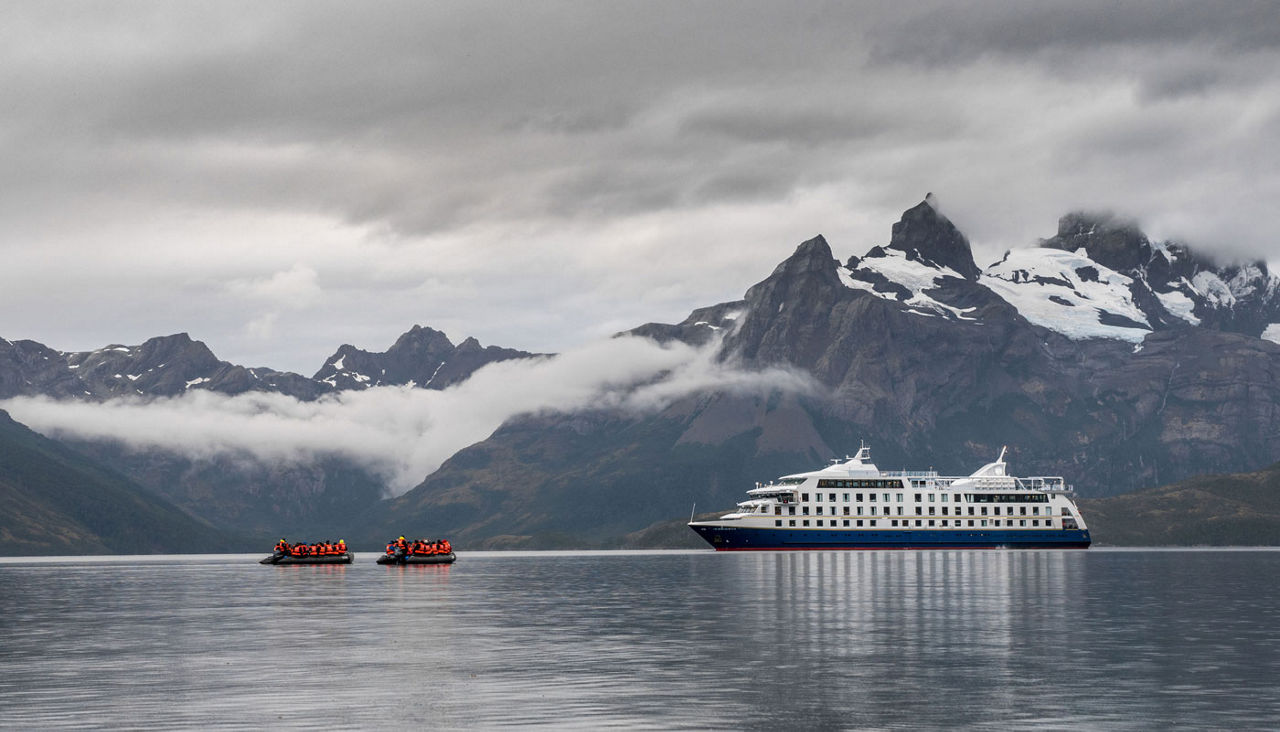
[1,550,1277,729]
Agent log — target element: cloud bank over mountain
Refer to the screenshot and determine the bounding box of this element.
[1,336,816,494]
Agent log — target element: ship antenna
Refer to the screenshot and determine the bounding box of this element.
[690,503,696,522]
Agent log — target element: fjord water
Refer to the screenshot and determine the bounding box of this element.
[2,550,1278,729]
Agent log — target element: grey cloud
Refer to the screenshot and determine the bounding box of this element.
[1,1,1279,371]
[869,1,1280,66]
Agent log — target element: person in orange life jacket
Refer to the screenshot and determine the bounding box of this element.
[385,541,396,555]
[275,539,289,554]
[337,539,347,555]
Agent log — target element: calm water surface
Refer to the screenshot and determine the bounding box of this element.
[2,549,1278,730]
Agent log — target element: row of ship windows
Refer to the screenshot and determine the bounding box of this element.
[815,479,902,488]
[774,518,1055,529]
[791,492,1048,504]
[774,505,1062,517]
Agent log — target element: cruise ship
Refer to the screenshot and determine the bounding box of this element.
[688,446,1090,550]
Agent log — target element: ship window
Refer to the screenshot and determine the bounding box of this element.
[968,520,975,527]
[928,493,935,502]
[788,506,796,515]
[869,506,875,516]
[816,506,823,515]
[914,493,921,502]
[803,520,810,527]
[928,520,935,527]
[856,506,863,516]
[870,520,877,527]
[897,507,903,516]
[775,520,782,527]
[941,494,948,502]
[981,520,988,527]
[941,520,947,526]
[802,507,810,515]
[915,507,922,516]
[968,507,975,516]
[1020,520,1026,527]
[829,493,836,502]
[915,520,922,527]
[1020,506,1027,515]
[843,493,850,502]
[843,507,850,516]
[855,493,862,502]
[897,493,903,502]
[855,520,863,527]
[891,520,898,527]
[1032,507,1039,515]
[843,520,850,527]
[981,507,988,516]
[870,493,877,502]
[816,520,823,526]
[789,520,796,527]
[801,493,809,502]
[941,507,948,515]
[1046,519,1052,527]
[775,507,781,515]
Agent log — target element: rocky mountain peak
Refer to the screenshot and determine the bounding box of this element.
[766,235,839,280]
[879,197,980,279]
[1044,211,1154,274]
[389,325,455,357]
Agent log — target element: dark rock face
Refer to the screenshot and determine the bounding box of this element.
[312,325,537,390]
[875,197,980,279]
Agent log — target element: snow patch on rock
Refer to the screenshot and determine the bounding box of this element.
[980,248,1151,343]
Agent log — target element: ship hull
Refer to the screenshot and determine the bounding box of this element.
[689,524,1090,550]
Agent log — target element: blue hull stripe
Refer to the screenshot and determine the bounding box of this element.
[690,525,1091,550]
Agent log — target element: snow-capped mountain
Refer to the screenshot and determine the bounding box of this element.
[312,325,536,391]
[0,327,534,402]
[832,200,1280,345]
[0,333,327,401]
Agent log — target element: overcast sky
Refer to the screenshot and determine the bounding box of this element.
[3,1,1278,374]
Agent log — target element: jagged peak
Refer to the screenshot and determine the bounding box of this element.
[389,325,454,353]
[765,235,837,278]
[879,197,980,279]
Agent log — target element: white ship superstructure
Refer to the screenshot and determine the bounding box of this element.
[689,446,1090,550]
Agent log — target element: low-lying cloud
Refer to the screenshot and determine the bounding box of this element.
[1,336,817,495]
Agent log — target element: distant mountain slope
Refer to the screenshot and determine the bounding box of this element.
[0,326,535,540]
[0,410,234,555]
[312,325,538,390]
[1080,462,1280,545]
[0,326,534,402]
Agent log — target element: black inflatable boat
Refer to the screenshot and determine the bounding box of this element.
[260,552,354,565]
[376,552,456,565]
